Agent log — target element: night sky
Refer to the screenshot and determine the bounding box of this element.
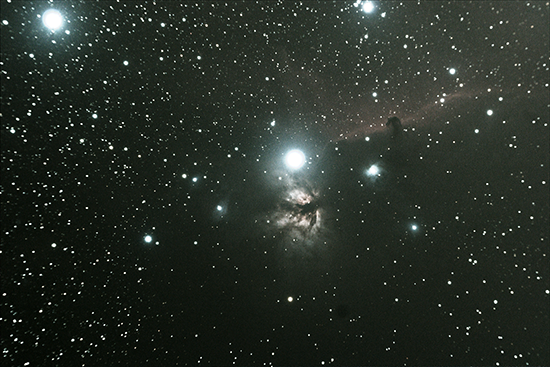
[1,1,549,366]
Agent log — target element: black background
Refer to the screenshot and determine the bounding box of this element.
[1,1,549,366]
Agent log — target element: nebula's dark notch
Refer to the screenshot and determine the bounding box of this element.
[386,116,403,139]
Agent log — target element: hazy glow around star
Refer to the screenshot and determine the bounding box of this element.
[43,9,63,31]
[367,165,379,176]
[285,149,306,170]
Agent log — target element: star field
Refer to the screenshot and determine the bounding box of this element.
[1,1,549,366]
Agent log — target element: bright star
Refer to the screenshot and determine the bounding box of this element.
[367,165,379,176]
[144,235,152,243]
[43,9,63,31]
[362,1,375,13]
[449,68,456,75]
[285,149,306,170]
[411,225,418,231]
[217,205,223,211]
[487,109,493,116]
[287,296,293,302]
